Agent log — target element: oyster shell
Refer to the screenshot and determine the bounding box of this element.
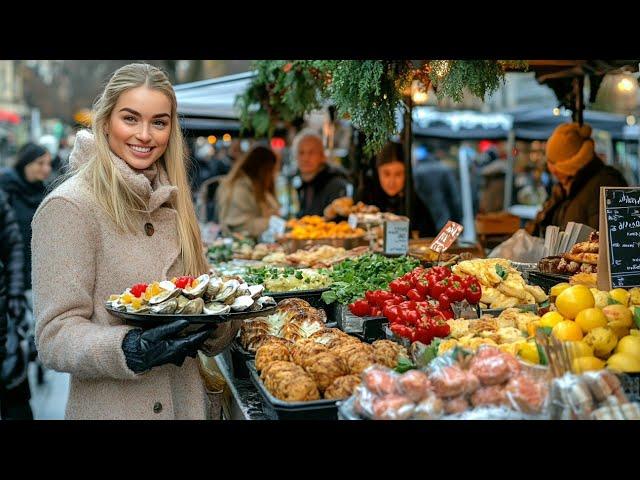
[256,296,276,309]
[181,297,204,315]
[150,298,178,314]
[107,300,127,312]
[126,303,151,314]
[206,277,224,298]
[149,287,181,305]
[158,280,177,291]
[174,295,191,314]
[237,283,251,297]
[248,284,264,299]
[203,302,231,315]
[182,274,210,299]
[231,295,255,312]
[213,279,240,302]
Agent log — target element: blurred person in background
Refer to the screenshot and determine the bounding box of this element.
[527,123,628,235]
[0,143,52,294]
[359,141,436,237]
[216,145,280,238]
[293,129,351,217]
[0,188,32,420]
[413,145,462,231]
[478,146,506,213]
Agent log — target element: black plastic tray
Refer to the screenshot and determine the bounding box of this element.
[527,270,571,294]
[247,360,339,420]
[105,304,276,328]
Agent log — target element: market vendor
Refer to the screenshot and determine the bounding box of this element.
[359,141,436,237]
[526,122,628,236]
[293,129,352,217]
[31,64,240,420]
[216,144,281,238]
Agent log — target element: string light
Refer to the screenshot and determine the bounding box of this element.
[207,135,217,144]
[222,133,232,142]
[617,77,635,92]
[552,108,560,116]
[627,115,636,126]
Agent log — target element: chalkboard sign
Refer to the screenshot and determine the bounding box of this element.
[598,187,640,290]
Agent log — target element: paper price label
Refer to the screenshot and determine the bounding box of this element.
[430,221,464,253]
[384,220,410,255]
[348,213,359,230]
[268,215,287,236]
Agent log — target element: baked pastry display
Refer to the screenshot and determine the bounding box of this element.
[324,374,362,400]
[542,231,600,275]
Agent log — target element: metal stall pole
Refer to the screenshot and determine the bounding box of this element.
[503,129,516,211]
[573,75,585,126]
[458,145,476,242]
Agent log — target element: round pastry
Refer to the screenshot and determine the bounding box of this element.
[324,374,362,400]
[303,352,349,392]
[255,342,292,372]
[272,372,320,402]
[290,339,329,366]
[372,339,409,368]
[347,351,377,375]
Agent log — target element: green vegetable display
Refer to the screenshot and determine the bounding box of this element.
[244,266,332,293]
[321,253,419,305]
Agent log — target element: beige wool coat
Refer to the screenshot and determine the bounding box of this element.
[216,172,280,238]
[32,130,238,420]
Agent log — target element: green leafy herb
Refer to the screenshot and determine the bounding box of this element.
[420,338,442,366]
[538,299,550,309]
[295,271,303,280]
[538,326,553,336]
[495,264,508,280]
[535,342,548,366]
[394,357,417,374]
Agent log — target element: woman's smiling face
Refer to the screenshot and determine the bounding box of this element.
[106,86,172,170]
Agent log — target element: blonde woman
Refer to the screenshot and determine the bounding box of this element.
[31,64,239,420]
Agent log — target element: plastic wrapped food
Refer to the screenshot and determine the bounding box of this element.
[503,374,548,414]
[471,385,506,408]
[469,354,511,386]
[362,366,399,396]
[430,365,468,398]
[396,370,432,402]
[444,396,470,415]
[372,395,416,420]
[413,394,445,419]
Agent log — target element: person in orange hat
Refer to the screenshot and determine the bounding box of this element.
[527,122,627,236]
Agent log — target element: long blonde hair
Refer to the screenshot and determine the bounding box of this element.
[74,63,207,276]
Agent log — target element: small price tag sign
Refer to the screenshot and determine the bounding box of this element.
[268,215,287,236]
[384,219,410,255]
[430,221,464,253]
[348,213,359,230]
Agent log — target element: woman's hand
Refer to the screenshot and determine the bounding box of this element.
[122,320,212,374]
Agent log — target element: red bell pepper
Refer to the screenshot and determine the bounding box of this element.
[445,280,465,302]
[389,279,412,296]
[406,288,424,302]
[465,279,482,304]
[130,283,148,298]
[438,293,452,311]
[349,299,371,317]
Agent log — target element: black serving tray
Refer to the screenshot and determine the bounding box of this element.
[527,270,571,294]
[247,360,339,420]
[105,304,276,328]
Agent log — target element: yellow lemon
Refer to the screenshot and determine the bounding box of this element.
[568,340,594,358]
[527,320,541,338]
[539,311,566,329]
[609,288,630,307]
[606,352,640,373]
[572,356,605,373]
[591,289,610,309]
[555,285,595,320]
[615,335,640,359]
[575,307,608,334]
[583,327,618,358]
[602,304,633,338]
[518,342,540,364]
[550,283,571,297]
[552,321,584,342]
[630,329,640,337]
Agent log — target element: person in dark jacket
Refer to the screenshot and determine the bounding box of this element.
[0,188,32,419]
[526,123,628,236]
[0,259,7,386]
[359,141,436,237]
[413,148,463,231]
[0,142,52,291]
[293,129,351,217]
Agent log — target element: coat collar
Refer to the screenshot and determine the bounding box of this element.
[69,130,177,213]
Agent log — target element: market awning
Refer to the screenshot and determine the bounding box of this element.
[175,71,255,120]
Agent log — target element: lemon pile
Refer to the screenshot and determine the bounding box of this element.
[543,284,640,373]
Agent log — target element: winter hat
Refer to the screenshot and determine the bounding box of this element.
[545,122,594,183]
[14,142,48,177]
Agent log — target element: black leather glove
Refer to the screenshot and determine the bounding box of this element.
[122,319,213,374]
[7,296,26,324]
